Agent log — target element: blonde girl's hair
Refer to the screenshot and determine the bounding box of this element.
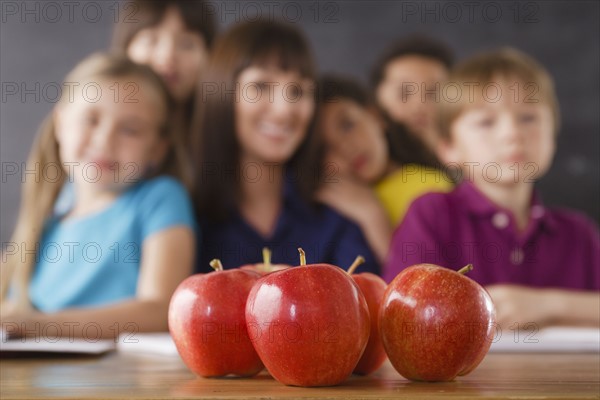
[1,52,186,311]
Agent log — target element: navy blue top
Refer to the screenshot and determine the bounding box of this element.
[196,178,380,274]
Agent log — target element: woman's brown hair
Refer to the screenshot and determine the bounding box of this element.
[1,53,182,312]
[192,20,323,221]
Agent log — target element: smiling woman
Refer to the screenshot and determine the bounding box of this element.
[192,20,380,275]
[235,67,315,168]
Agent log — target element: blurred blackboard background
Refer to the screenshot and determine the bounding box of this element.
[1,0,599,244]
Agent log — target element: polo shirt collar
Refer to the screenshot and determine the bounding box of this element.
[455,180,558,234]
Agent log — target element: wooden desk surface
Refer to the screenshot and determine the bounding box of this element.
[1,352,599,399]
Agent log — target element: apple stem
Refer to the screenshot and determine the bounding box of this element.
[262,247,272,267]
[209,259,224,272]
[458,264,473,275]
[346,255,365,275]
[298,248,306,266]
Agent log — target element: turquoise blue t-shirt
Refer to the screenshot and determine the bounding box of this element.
[30,176,196,312]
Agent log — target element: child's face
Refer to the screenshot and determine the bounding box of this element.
[235,66,315,165]
[318,99,389,183]
[127,6,208,103]
[442,80,555,186]
[54,77,167,191]
[376,55,448,145]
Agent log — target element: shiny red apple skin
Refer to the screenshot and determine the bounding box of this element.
[380,264,496,382]
[245,264,370,387]
[240,263,291,276]
[168,269,264,378]
[351,272,388,375]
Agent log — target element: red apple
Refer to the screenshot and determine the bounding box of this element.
[245,248,370,387]
[168,259,264,378]
[240,247,291,276]
[346,256,388,375]
[380,264,496,382]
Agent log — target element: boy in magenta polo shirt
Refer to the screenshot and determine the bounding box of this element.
[384,48,599,328]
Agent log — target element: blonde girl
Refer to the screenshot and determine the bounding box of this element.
[1,53,195,338]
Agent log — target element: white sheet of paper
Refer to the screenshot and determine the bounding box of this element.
[0,335,115,355]
[489,327,600,352]
[117,332,179,356]
[5,327,594,355]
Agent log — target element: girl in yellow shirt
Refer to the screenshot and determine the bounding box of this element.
[316,75,452,263]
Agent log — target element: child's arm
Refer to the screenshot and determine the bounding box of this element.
[2,226,194,338]
[317,175,392,265]
[486,285,600,328]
